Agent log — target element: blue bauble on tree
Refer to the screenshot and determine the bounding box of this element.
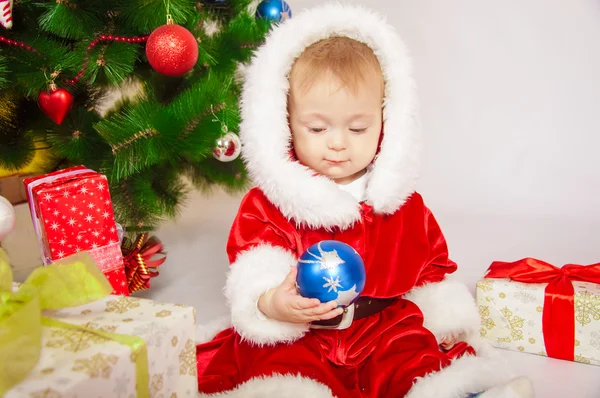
[255,0,292,23]
[296,240,366,307]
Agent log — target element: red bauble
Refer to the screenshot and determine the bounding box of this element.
[37,85,74,125]
[145,23,198,76]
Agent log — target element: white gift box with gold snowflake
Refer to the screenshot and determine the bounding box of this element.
[5,295,197,398]
[476,278,600,366]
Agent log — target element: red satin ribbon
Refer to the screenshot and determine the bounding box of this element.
[485,258,600,361]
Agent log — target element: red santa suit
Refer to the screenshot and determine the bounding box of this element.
[196,3,512,397]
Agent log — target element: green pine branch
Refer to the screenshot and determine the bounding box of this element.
[0,0,273,230]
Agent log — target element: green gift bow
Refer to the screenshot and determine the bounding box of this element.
[0,249,149,397]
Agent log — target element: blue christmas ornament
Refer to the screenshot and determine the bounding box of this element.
[255,0,292,23]
[296,240,366,307]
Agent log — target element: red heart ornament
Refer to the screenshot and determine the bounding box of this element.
[38,86,74,125]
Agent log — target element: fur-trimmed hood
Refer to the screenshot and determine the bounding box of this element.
[239,2,421,230]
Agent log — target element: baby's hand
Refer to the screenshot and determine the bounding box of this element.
[258,266,344,323]
[440,331,467,350]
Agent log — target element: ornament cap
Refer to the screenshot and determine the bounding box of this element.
[166,14,173,25]
[48,82,57,91]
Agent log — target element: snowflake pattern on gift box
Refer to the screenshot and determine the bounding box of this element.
[589,330,600,353]
[113,374,132,398]
[478,305,496,337]
[515,291,537,304]
[575,291,600,327]
[179,339,196,376]
[35,175,119,260]
[72,353,119,378]
[46,326,111,352]
[29,388,63,398]
[574,355,591,365]
[156,310,172,318]
[132,321,170,348]
[477,280,494,293]
[499,307,524,341]
[150,374,164,398]
[105,296,141,314]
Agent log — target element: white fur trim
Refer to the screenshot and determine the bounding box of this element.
[224,244,309,346]
[406,353,514,398]
[404,279,481,343]
[198,374,335,398]
[240,3,420,229]
[195,316,231,345]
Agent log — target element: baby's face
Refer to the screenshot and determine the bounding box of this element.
[289,72,383,185]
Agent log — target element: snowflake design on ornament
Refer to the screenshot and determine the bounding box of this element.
[298,242,345,272]
[57,250,65,258]
[87,203,95,209]
[44,193,53,201]
[97,182,105,191]
[50,222,60,231]
[85,214,94,223]
[323,275,343,293]
[92,231,101,238]
[62,190,70,198]
[59,238,67,246]
[68,218,76,226]
[102,211,110,219]
[79,186,89,195]
[53,209,60,217]
[70,205,77,212]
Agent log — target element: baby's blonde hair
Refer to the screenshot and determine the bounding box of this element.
[290,37,384,95]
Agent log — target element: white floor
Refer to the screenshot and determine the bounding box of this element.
[6,188,600,397]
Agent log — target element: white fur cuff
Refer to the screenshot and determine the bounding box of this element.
[404,279,481,342]
[406,353,513,398]
[224,244,309,346]
[198,374,335,398]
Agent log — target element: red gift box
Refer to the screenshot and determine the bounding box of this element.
[24,166,129,295]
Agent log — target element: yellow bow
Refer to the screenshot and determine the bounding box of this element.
[0,249,149,397]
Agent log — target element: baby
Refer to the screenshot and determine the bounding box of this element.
[196,4,534,398]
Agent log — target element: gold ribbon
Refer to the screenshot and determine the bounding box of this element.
[0,249,149,397]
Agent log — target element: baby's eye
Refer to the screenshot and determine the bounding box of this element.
[349,128,367,133]
[309,127,326,133]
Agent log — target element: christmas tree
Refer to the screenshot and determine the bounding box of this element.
[0,0,282,232]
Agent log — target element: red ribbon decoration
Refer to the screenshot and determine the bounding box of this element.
[484,258,600,361]
[122,233,166,294]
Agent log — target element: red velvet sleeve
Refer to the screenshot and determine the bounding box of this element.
[226,188,299,264]
[414,206,458,286]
